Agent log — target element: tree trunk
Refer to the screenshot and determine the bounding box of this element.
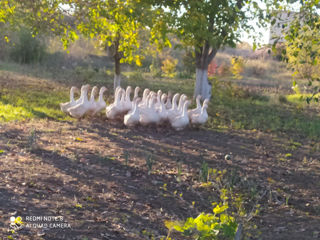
[194,68,211,100]
[112,35,122,90]
[194,43,217,100]
[114,54,121,90]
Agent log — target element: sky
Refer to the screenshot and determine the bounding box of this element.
[240,22,270,45]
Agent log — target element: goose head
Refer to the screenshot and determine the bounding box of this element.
[120,88,126,102]
[155,90,162,107]
[60,86,79,113]
[165,91,172,109]
[81,85,90,98]
[203,98,210,106]
[148,93,157,108]
[171,93,180,110]
[178,94,187,111]
[125,86,132,100]
[99,87,107,100]
[201,99,209,114]
[202,102,208,111]
[116,88,125,104]
[90,86,99,101]
[161,93,167,103]
[142,88,150,102]
[80,84,90,93]
[115,86,122,96]
[183,100,191,112]
[158,93,168,121]
[149,91,156,97]
[133,86,141,100]
[70,86,78,101]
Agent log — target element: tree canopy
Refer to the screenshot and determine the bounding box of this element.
[282,0,320,102]
[72,0,153,88]
[146,0,279,98]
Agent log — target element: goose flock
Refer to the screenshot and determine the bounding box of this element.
[60,85,209,131]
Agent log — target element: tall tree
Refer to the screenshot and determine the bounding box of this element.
[72,0,152,89]
[281,0,320,102]
[147,0,277,99]
[1,0,151,90]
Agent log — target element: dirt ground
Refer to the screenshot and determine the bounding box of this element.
[0,118,319,240]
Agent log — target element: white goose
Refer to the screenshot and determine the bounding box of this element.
[188,95,202,118]
[133,86,141,101]
[106,88,124,119]
[167,93,180,121]
[121,86,133,113]
[124,98,141,127]
[60,86,78,114]
[177,94,187,113]
[161,93,167,105]
[168,93,185,122]
[156,93,168,123]
[68,85,93,118]
[89,86,107,116]
[154,90,162,109]
[139,93,160,125]
[86,86,99,115]
[139,88,150,108]
[165,91,173,109]
[170,100,191,131]
[191,99,209,125]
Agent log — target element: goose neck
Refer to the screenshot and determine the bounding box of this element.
[196,96,201,108]
[182,101,189,116]
[201,104,208,113]
[98,90,104,101]
[70,88,75,101]
[115,89,122,104]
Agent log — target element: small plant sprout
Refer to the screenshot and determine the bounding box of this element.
[164,200,237,239]
[199,160,209,182]
[123,151,130,166]
[146,153,154,175]
[176,161,182,182]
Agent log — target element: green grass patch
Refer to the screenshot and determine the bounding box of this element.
[206,80,320,139]
[0,88,72,122]
[1,62,319,139]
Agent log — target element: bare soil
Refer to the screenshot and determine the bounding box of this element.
[0,118,319,240]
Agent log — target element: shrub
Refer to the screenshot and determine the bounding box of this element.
[10,29,46,64]
[208,60,218,77]
[161,57,178,78]
[217,62,230,76]
[165,202,238,240]
[230,56,245,79]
